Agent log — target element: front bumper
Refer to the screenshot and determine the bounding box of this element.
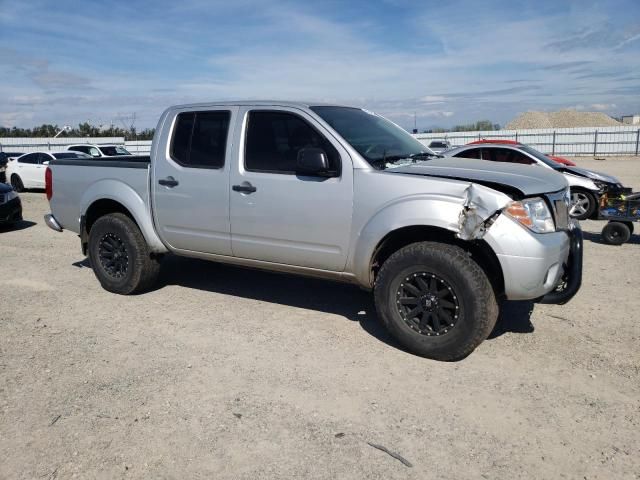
[0,196,22,223]
[484,215,582,303]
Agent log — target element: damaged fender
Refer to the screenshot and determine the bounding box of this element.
[457,184,508,240]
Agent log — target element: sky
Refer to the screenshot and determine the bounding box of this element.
[1,0,639,131]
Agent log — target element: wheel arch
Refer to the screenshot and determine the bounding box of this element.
[79,180,167,255]
[368,225,505,299]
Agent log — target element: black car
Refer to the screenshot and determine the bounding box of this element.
[0,182,22,225]
[0,152,24,183]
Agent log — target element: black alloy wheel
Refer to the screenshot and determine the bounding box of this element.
[98,232,129,278]
[395,272,460,336]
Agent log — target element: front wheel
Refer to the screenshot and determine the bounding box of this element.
[374,242,498,361]
[569,189,597,220]
[88,213,160,294]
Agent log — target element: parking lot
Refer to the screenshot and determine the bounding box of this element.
[1,157,639,479]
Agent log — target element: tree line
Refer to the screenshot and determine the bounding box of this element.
[423,120,501,134]
[0,123,155,140]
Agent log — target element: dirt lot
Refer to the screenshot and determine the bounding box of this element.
[1,157,639,479]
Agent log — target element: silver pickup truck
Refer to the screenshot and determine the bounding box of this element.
[45,101,582,360]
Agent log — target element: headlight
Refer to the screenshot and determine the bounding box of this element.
[504,197,555,233]
[5,190,18,202]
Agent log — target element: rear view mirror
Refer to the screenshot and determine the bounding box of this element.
[296,147,334,177]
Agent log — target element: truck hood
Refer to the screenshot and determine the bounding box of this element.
[557,166,621,185]
[387,157,568,197]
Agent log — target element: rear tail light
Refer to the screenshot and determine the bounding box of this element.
[45,167,52,201]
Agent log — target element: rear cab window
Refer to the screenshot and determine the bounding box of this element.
[171,111,231,169]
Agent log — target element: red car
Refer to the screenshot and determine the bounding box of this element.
[467,139,577,166]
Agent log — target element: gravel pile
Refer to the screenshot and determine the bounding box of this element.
[506,110,622,129]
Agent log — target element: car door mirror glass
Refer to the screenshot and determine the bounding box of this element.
[296,147,332,176]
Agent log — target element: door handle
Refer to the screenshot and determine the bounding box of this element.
[232,182,257,194]
[158,176,179,187]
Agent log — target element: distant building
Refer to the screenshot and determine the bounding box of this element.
[621,114,640,125]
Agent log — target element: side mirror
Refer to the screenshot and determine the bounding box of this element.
[296,147,333,176]
[42,160,49,165]
[90,149,101,157]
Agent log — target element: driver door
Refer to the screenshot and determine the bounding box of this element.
[229,107,354,271]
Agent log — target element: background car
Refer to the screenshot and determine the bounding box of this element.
[467,139,577,166]
[0,182,22,225]
[0,152,25,183]
[67,144,132,157]
[427,139,452,154]
[7,151,90,192]
[445,142,623,220]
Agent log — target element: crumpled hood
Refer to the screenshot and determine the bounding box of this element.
[559,166,621,185]
[388,157,568,196]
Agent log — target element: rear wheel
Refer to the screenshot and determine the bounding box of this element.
[88,213,160,294]
[601,221,631,246]
[569,189,596,220]
[10,175,24,192]
[374,242,498,361]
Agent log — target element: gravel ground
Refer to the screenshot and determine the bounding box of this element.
[1,157,639,479]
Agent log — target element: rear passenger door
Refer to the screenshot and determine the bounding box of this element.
[152,107,237,255]
[229,107,353,271]
[15,153,40,188]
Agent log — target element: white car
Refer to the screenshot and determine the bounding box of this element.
[67,144,132,157]
[7,151,90,191]
[445,143,623,220]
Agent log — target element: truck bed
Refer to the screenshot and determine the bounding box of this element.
[48,155,151,234]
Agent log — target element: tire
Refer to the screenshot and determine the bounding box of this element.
[88,213,160,294]
[374,242,498,361]
[622,222,634,235]
[569,189,597,220]
[601,222,631,246]
[10,175,24,192]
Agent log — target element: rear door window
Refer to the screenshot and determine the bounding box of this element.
[484,148,535,165]
[19,153,38,164]
[170,111,230,169]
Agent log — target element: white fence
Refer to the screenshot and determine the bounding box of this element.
[0,137,153,155]
[124,140,152,154]
[0,137,126,153]
[413,126,640,156]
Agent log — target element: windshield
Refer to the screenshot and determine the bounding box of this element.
[99,146,131,156]
[310,106,437,169]
[518,145,559,169]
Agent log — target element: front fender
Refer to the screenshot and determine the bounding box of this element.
[80,179,167,253]
[349,188,509,287]
[564,173,598,191]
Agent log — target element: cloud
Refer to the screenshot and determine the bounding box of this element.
[1,0,639,130]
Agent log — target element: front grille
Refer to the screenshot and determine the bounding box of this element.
[546,189,570,230]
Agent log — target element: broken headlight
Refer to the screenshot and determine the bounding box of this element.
[504,197,555,234]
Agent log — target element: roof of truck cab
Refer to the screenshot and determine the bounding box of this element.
[168,100,352,109]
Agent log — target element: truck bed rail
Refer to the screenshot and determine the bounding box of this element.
[50,155,150,169]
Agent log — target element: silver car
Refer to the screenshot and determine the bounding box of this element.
[445,143,623,220]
